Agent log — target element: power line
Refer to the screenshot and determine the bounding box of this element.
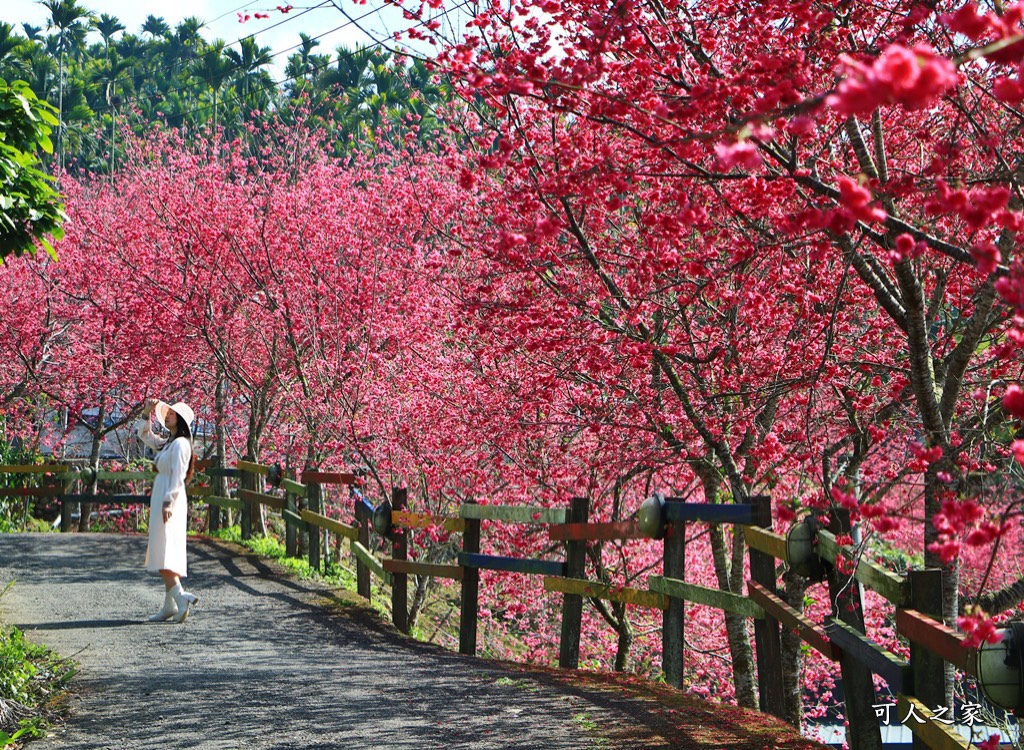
[198,2,259,28]
[222,2,332,50]
[201,2,325,27]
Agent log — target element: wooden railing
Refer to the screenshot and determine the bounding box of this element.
[1,460,1019,749]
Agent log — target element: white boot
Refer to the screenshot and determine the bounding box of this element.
[148,589,178,622]
[171,583,199,624]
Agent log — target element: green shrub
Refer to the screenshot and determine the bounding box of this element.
[0,586,74,742]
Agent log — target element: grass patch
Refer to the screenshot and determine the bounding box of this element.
[494,676,536,690]
[573,712,611,747]
[208,526,388,618]
[0,584,75,746]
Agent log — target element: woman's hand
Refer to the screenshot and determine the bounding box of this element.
[143,398,158,418]
[162,503,172,523]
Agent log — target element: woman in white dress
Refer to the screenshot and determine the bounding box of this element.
[136,398,199,623]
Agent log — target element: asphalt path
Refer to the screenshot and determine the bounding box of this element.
[0,533,625,750]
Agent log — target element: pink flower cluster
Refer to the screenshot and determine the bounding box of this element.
[929,498,1006,562]
[828,45,959,117]
[993,62,1024,102]
[995,264,1024,320]
[837,176,887,223]
[887,233,928,264]
[714,141,761,171]
[1004,384,1024,418]
[944,2,1024,64]
[957,609,1003,648]
[830,486,895,531]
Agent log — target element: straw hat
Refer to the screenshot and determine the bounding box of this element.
[153,400,196,433]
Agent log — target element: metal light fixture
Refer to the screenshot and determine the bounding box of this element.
[637,493,667,539]
[976,622,1024,714]
[786,518,826,580]
[371,498,393,536]
[266,462,283,488]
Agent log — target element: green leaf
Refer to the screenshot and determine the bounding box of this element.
[0,79,65,260]
[12,93,32,118]
[38,237,58,261]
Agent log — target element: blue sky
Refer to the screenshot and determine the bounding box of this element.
[4,0,461,78]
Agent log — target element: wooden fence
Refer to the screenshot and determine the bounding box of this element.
[0,460,1020,750]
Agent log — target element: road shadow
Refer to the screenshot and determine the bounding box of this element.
[15,619,143,630]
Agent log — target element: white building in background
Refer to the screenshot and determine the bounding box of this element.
[36,408,136,462]
[39,408,212,462]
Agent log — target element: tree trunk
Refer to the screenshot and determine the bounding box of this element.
[246,409,268,537]
[827,510,883,750]
[297,443,316,558]
[57,50,64,174]
[694,458,758,709]
[80,402,105,532]
[408,573,430,631]
[708,521,758,708]
[923,466,958,708]
[213,372,228,528]
[614,602,633,672]
[781,568,808,728]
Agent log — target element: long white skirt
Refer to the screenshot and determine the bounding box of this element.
[145,469,188,577]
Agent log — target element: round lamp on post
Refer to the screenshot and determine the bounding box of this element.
[371,498,393,537]
[266,462,283,488]
[976,622,1024,715]
[637,493,667,540]
[786,518,825,580]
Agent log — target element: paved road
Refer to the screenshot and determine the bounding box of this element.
[0,533,623,750]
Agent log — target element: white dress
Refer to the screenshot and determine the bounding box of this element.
[136,420,191,577]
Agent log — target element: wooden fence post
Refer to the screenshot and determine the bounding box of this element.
[356,496,371,601]
[559,496,590,669]
[296,478,308,559]
[459,498,481,656]
[391,486,409,634]
[662,496,685,689]
[208,455,223,533]
[909,568,945,750]
[285,484,297,559]
[749,494,786,719]
[307,479,322,572]
[240,462,254,540]
[825,508,883,750]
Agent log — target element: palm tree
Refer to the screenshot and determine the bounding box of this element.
[285,33,319,81]
[94,13,124,55]
[403,57,447,147]
[0,23,32,86]
[0,23,22,66]
[140,15,170,40]
[87,54,131,171]
[192,40,232,132]
[114,32,143,69]
[161,17,204,79]
[175,17,204,49]
[224,37,273,115]
[317,45,376,92]
[20,43,57,101]
[22,23,43,42]
[41,0,93,172]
